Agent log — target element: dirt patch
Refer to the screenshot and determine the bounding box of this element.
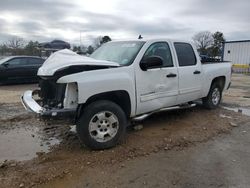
[0,84,37,104]
[0,104,248,188]
[0,127,60,162]
[223,74,250,107]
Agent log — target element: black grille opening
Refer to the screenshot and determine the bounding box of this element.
[38,79,66,108]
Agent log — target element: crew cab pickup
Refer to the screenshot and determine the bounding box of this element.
[21,39,232,149]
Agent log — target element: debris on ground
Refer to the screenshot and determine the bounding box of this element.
[230,122,238,127]
[220,114,232,119]
[133,124,143,131]
[0,160,7,168]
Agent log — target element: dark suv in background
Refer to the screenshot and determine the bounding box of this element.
[0,56,45,84]
[39,40,70,49]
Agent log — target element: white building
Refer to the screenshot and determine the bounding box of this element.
[222,40,250,73]
[223,40,250,65]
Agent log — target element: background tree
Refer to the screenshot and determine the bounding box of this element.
[24,40,40,56]
[210,31,225,57]
[0,44,9,56]
[73,45,88,54]
[80,45,87,54]
[100,36,111,44]
[87,45,94,54]
[192,31,213,55]
[7,36,24,49]
[73,46,81,52]
[93,36,102,49]
[5,36,25,55]
[93,35,112,49]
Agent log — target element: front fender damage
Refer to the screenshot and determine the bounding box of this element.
[21,49,120,119]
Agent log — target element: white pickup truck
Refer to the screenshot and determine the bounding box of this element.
[22,39,232,149]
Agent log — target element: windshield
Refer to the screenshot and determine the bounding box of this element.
[90,41,145,66]
[0,57,11,65]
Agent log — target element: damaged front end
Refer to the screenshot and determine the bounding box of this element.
[22,78,77,118]
[21,49,119,118]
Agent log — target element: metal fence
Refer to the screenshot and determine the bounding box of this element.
[232,64,250,73]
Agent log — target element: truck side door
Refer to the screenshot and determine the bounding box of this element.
[136,41,179,115]
[174,42,202,103]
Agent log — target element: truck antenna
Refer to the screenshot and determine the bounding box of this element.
[138,35,143,39]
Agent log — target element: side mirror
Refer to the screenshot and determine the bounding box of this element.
[140,56,163,71]
[3,62,9,67]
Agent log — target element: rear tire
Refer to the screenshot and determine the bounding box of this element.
[202,83,222,109]
[76,100,127,150]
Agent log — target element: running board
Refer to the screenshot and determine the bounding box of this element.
[132,103,196,122]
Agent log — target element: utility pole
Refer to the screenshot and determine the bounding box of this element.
[80,30,82,47]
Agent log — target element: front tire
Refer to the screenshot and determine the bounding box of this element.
[202,83,222,109]
[76,100,127,150]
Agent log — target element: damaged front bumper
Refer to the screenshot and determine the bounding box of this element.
[21,90,75,117]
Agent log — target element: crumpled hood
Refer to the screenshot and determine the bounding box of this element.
[38,49,120,76]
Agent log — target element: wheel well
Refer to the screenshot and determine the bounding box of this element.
[211,76,226,90]
[76,91,131,120]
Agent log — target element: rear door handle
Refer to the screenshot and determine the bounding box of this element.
[166,73,177,78]
[193,70,201,74]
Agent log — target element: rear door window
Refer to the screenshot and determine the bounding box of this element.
[28,58,44,65]
[174,43,197,66]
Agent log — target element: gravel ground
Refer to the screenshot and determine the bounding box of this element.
[0,74,250,188]
[0,84,38,103]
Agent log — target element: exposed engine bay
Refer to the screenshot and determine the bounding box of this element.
[38,79,66,108]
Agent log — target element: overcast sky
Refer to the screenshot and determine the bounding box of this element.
[0,0,249,45]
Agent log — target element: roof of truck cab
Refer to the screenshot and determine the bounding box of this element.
[109,38,192,44]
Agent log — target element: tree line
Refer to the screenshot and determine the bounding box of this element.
[0,32,225,58]
[72,35,111,54]
[192,31,225,58]
[0,37,41,56]
[0,35,112,56]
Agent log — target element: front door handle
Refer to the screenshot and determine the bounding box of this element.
[166,73,177,78]
[193,70,201,74]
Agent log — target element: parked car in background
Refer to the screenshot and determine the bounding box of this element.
[200,55,220,63]
[0,56,45,84]
[39,40,71,49]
